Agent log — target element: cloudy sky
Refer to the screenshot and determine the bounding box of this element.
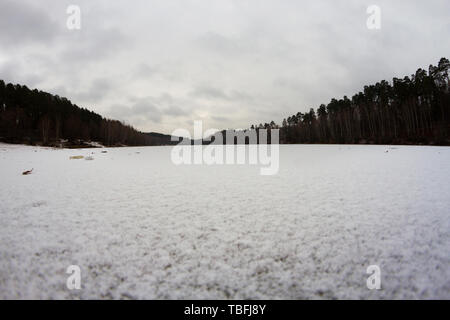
[0,0,449,134]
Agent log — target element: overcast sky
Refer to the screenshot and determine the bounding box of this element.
[0,0,449,134]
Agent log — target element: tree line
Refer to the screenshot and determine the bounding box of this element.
[251,58,450,145]
[2,58,449,147]
[0,81,157,146]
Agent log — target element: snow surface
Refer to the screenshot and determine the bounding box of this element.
[0,143,449,299]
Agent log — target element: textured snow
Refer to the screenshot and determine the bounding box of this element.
[0,143,449,299]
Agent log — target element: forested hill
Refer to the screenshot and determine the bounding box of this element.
[0,81,160,147]
[252,58,450,145]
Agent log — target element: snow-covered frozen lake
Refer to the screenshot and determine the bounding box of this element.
[0,143,449,299]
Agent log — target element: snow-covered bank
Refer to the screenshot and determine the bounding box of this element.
[0,143,449,299]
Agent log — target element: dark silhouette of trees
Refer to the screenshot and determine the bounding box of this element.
[273,58,450,145]
[0,81,155,146]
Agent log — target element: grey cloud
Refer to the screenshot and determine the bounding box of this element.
[164,105,188,117]
[190,86,229,100]
[74,78,114,103]
[109,102,162,125]
[211,116,230,123]
[108,95,189,128]
[133,63,160,79]
[0,0,58,47]
[196,32,258,57]
[0,58,43,87]
[189,85,253,102]
[60,27,131,65]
